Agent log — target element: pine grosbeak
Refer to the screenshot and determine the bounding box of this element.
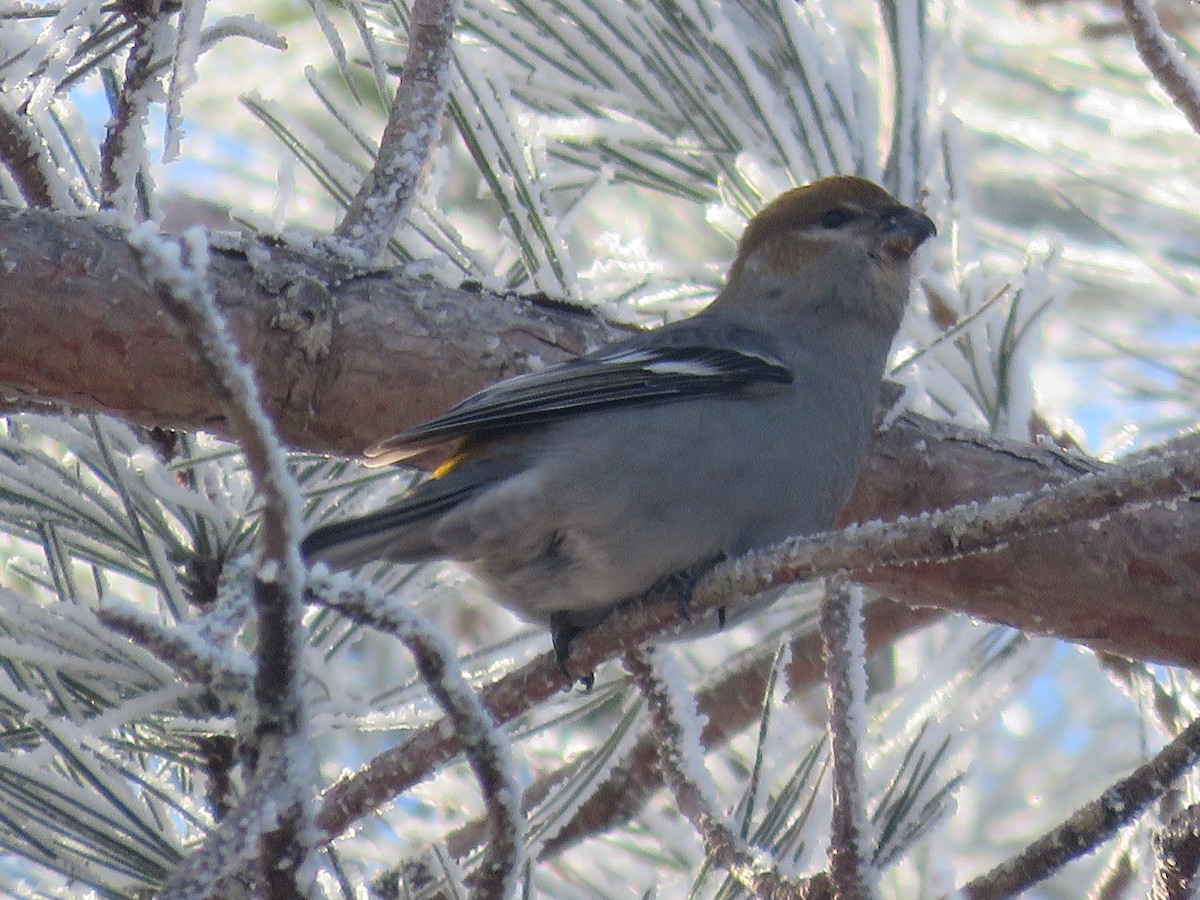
[303,175,935,676]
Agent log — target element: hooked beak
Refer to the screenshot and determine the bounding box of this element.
[879,206,937,260]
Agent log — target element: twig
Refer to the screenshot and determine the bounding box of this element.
[313,569,524,900]
[100,0,173,216]
[624,646,830,900]
[1152,803,1200,900]
[97,597,252,696]
[0,99,77,209]
[821,581,875,900]
[959,712,1200,898]
[712,438,1200,612]
[442,602,938,863]
[126,223,314,898]
[1120,0,1200,135]
[332,0,458,260]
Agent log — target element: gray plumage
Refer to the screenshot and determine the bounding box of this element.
[302,176,935,661]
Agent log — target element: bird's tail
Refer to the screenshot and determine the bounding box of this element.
[301,477,482,570]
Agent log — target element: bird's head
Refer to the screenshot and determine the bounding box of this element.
[716,175,936,331]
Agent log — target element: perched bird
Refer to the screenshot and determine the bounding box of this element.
[303,175,935,678]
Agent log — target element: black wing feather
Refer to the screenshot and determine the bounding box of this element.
[365,326,792,465]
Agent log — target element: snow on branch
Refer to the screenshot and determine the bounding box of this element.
[125,223,315,896]
[713,437,1200,631]
[624,645,830,900]
[958,711,1200,898]
[332,0,459,261]
[1121,0,1200,136]
[97,596,253,699]
[0,98,79,209]
[100,9,175,218]
[309,567,524,899]
[821,580,875,900]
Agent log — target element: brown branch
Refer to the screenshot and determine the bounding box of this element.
[0,100,75,209]
[2,207,1200,669]
[959,712,1200,899]
[333,0,457,260]
[1121,0,1200,136]
[0,204,619,456]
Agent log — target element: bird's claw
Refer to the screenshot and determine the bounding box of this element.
[550,612,595,692]
[658,555,726,624]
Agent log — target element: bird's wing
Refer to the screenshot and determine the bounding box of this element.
[365,321,793,466]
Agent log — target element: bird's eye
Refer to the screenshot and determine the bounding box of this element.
[821,208,855,229]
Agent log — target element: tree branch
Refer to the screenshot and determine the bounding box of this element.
[960,712,1200,898]
[2,206,1200,669]
[625,646,830,900]
[0,100,77,209]
[128,224,314,897]
[332,0,458,259]
[822,581,874,900]
[1121,0,1200,135]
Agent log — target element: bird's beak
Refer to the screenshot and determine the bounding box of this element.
[879,207,937,261]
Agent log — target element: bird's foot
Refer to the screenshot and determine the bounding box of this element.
[549,612,595,692]
[657,555,726,623]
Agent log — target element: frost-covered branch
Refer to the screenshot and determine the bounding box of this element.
[959,712,1200,899]
[0,99,76,209]
[100,3,174,217]
[1152,803,1200,900]
[624,646,830,900]
[444,601,939,863]
[821,581,874,900]
[332,0,458,260]
[310,569,524,899]
[97,597,252,697]
[1121,0,1200,135]
[126,223,315,897]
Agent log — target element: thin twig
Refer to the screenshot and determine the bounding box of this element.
[0,99,77,208]
[1152,803,1200,900]
[314,570,524,900]
[711,439,1200,613]
[100,1,173,216]
[821,580,875,900]
[332,0,458,260]
[438,603,939,863]
[959,712,1200,898]
[96,597,252,696]
[126,224,314,898]
[1120,0,1200,135]
[624,646,830,900]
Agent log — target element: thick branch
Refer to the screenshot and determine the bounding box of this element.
[0,204,620,454]
[2,206,1200,667]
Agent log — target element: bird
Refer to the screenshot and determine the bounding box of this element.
[302,175,935,681]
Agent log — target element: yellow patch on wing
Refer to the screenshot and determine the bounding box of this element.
[432,440,483,479]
